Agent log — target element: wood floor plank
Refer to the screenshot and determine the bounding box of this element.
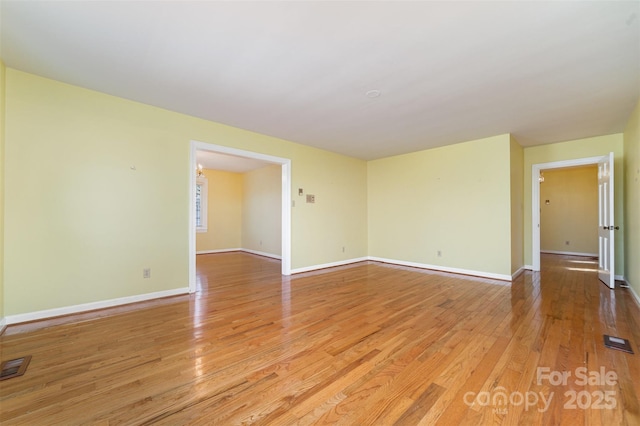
[1,252,639,425]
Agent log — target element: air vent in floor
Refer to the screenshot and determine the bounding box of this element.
[0,355,32,380]
[603,335,634,354]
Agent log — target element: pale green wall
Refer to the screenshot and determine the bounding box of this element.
[195,169,243,252]
[523,134,624,275]
[0,61,5,323]
[243,165,282,256]
[624,99,640,297]
[4,69,368,316]
[540,167,598,254]
[368,134,513,277]
[510,136,524,275]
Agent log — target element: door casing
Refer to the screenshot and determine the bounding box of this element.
[531,155,606,272]
[189,140,292,293]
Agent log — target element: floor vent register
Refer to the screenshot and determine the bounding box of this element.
[603,335,634,354]
[0,356,32,381]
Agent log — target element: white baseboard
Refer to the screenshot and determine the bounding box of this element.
[291,257,369,274]
[512,267,525,280]
[201,251,511,282]
[291,256,513,282]
[241,249,282,260]
[5,287,189,326]
[541,250,597,257]
[196,248,241,255]
[0,317,6,335]
[368,257,512,281]
[521,266,622,279]
[625,281,640,309]
[197,248,281,260]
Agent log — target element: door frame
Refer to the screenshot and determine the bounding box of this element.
[531,155,603,271]
[189,140,292,293]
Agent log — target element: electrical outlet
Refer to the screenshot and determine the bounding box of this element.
[306,194,315,203]
[342,246,345,253]
[437,250,442,257]
[565,241,570,245]
[143,268,151,278]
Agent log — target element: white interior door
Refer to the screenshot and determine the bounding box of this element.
[597,152,615,289]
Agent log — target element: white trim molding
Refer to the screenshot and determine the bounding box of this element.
[189,140,292,294]
[196,248,281,260]
[291,256,513,281]
[0,317,7,335]
[512,267,525,280]
[625,281,640,309]
[196,248,242,255]
[5,288,189,325]
[541,250,598,257]
[241,249,282,260]
[291,257,369,274]
[368,257,512,281]
[532,155,603,272]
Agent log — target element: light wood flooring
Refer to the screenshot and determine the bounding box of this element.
[1,253,639,425]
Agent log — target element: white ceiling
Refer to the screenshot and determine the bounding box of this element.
[196,150,270,173]
[1,1,638,161]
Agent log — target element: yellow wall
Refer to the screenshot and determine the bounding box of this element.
[510,136,524,275]
[195,169,243,252]
[540,166,598,255]
[3,69,368,316]
[523,134,624,275]
[368,134,513,277]
[292,148,369,266]
[4,65,635,318]
[624,99,640,297]
[0,61,5,324]
[242,165,281,256]
[195,165,282,257]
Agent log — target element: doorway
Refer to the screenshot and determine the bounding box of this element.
[531,155,612,274]
[189,141,291,293]
[538,165,598,257]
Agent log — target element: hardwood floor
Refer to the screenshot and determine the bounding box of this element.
[1,253,639,425]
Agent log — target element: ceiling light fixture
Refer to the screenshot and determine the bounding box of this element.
[539,172,545,183]
[197,164,205,178]
[365,89,381,98]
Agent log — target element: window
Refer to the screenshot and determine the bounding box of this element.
[196,177,208,232]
